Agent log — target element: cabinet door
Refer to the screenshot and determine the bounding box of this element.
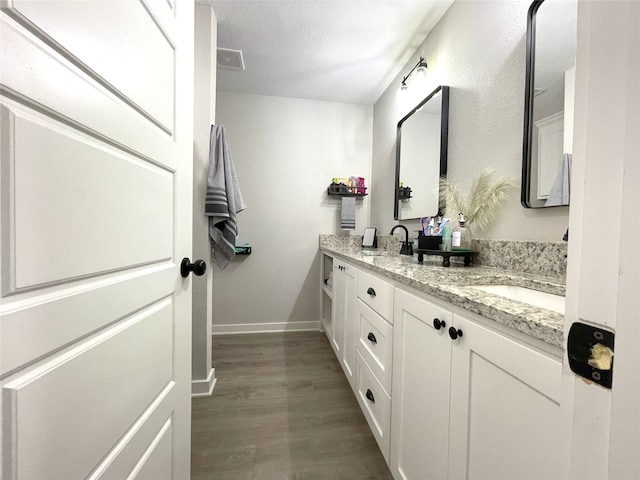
[341,263,358,388]
[448,314,565,480]
[331,261,346,357]
[391,289,453,480]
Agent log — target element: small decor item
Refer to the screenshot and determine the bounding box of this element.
[398,185,412,200]
[234,243,252,255]
[327,177,367,196]
[439,170,514,233]
[362,227,377,248]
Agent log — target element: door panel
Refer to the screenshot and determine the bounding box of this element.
[341,263,357,386]
[88,387,175,480]
[448,315,564,480]
[126,419,173,480]
[4,103,173,292]
[0,1,193,478]
[4,300,173,479]
[0,19,173,166]
[0,265,174,376]
[331,262,345,355]
[7,0,175,130]
[391,289,452,480]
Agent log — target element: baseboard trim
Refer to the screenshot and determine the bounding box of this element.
[191,368,216,398]
[212,321,321,335]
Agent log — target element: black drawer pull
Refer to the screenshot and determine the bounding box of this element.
[365,389,375,403]
[366,287,376,297]
[433,318,446,330]
[448,326,463,340]
[367,332,377,344]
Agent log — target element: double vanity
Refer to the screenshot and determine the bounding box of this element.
[319,234,567,480]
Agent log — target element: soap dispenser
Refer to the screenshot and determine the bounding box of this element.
[452,213,472,251]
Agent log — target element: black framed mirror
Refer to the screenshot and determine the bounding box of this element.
[394,85,449,220]
[522,0,577,208]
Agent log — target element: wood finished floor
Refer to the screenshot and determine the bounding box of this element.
[191,331,393,480]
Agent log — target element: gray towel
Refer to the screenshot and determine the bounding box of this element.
[545,153,572,207]
[340,197,356,230]
[205,125,246,269]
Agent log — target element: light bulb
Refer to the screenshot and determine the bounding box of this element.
[414,64,427,91]
[396,82,409,107]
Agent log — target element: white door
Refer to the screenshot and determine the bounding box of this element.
[0,1,194,479]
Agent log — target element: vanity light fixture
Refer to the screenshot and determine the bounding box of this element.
[396,56,428,106]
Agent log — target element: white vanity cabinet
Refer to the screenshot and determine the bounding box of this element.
[320,249,565,479]
[322,255,358,387]
[391,288,565,480]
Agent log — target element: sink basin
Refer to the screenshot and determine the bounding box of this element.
[360,250,387,257]
[470,285,565,314]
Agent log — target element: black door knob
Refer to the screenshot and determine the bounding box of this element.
[448,326,463,340]
[367,332,377,344]
[366,287,376,297]
[181,258,206,278]
[433,318,446,330]
[365,389,375,403]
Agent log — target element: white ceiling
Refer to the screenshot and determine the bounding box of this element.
[209,1,455,105]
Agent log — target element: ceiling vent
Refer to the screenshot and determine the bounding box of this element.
[217,48,245,70]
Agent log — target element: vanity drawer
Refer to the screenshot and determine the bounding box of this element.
[357,300,393,394]
[355,350,391,464]
[358,269,394,321]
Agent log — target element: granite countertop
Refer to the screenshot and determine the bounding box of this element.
[320,243,566,349]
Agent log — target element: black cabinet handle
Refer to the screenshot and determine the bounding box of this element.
[448,326,463,340]
[433,318,446,330]
[366,287,376,297]
[367,332,377,344]
[365,389,375,403]
[181,258,206,277]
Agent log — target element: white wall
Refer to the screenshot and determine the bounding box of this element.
[191,4,216,396]
[371,0,570,241]
[213,92,372,332]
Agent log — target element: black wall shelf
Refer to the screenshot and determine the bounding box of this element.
[327,192,368,197]
[327,184,367,197]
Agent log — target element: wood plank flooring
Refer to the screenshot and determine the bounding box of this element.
[191,331,393,480]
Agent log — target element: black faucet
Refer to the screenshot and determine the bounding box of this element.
[390,224,413,256]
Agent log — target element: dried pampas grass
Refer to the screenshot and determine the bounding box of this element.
[439,170,514,230]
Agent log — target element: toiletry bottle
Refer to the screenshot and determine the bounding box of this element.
[441,225,452,251]
[452,213,472,251]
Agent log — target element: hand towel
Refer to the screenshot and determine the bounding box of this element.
[545,153,572,207]
[205,125,246,269]
[340,197,356,230]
